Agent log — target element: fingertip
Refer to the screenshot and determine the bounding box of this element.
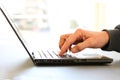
[59,49,67,57]
[71,45,81,53]
[59,52,63,57]
[71,48,78,53]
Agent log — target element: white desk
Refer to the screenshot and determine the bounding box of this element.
[1,25,120,80]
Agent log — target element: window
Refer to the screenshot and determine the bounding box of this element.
[2,0,120,33]
[1,0,120,48]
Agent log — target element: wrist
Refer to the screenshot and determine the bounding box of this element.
[101,30,110,48]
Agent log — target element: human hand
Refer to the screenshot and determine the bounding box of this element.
[59,29,109,57]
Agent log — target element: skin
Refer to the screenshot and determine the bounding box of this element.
[59,28,109,57]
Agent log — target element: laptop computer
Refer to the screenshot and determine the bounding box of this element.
[0,4,113,66]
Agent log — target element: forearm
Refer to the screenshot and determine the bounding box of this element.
[101,24,120,52]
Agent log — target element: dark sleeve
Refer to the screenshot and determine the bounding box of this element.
[101,24,120,52]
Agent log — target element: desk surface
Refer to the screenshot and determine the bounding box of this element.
[1,43,120,80]
[1,25,120,80]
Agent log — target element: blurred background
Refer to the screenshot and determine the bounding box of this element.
[1,0,120,49]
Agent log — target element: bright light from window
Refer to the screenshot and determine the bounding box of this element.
[1,0,120,33]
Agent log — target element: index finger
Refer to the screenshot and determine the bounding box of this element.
[59,34,77,56]
[59,34,71,49]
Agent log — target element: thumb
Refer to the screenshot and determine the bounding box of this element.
[70,39,92,53]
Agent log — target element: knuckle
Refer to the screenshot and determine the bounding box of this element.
[60,34,64,39]
[75,29,83,33]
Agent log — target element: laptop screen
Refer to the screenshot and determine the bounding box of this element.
[0,5,36,61]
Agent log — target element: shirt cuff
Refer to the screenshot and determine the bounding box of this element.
[101,29,120,52]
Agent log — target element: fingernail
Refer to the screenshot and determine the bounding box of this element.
[59,53,62,56]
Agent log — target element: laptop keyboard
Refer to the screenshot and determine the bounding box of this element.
[35,49,73,59]
[33,49,105,59]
